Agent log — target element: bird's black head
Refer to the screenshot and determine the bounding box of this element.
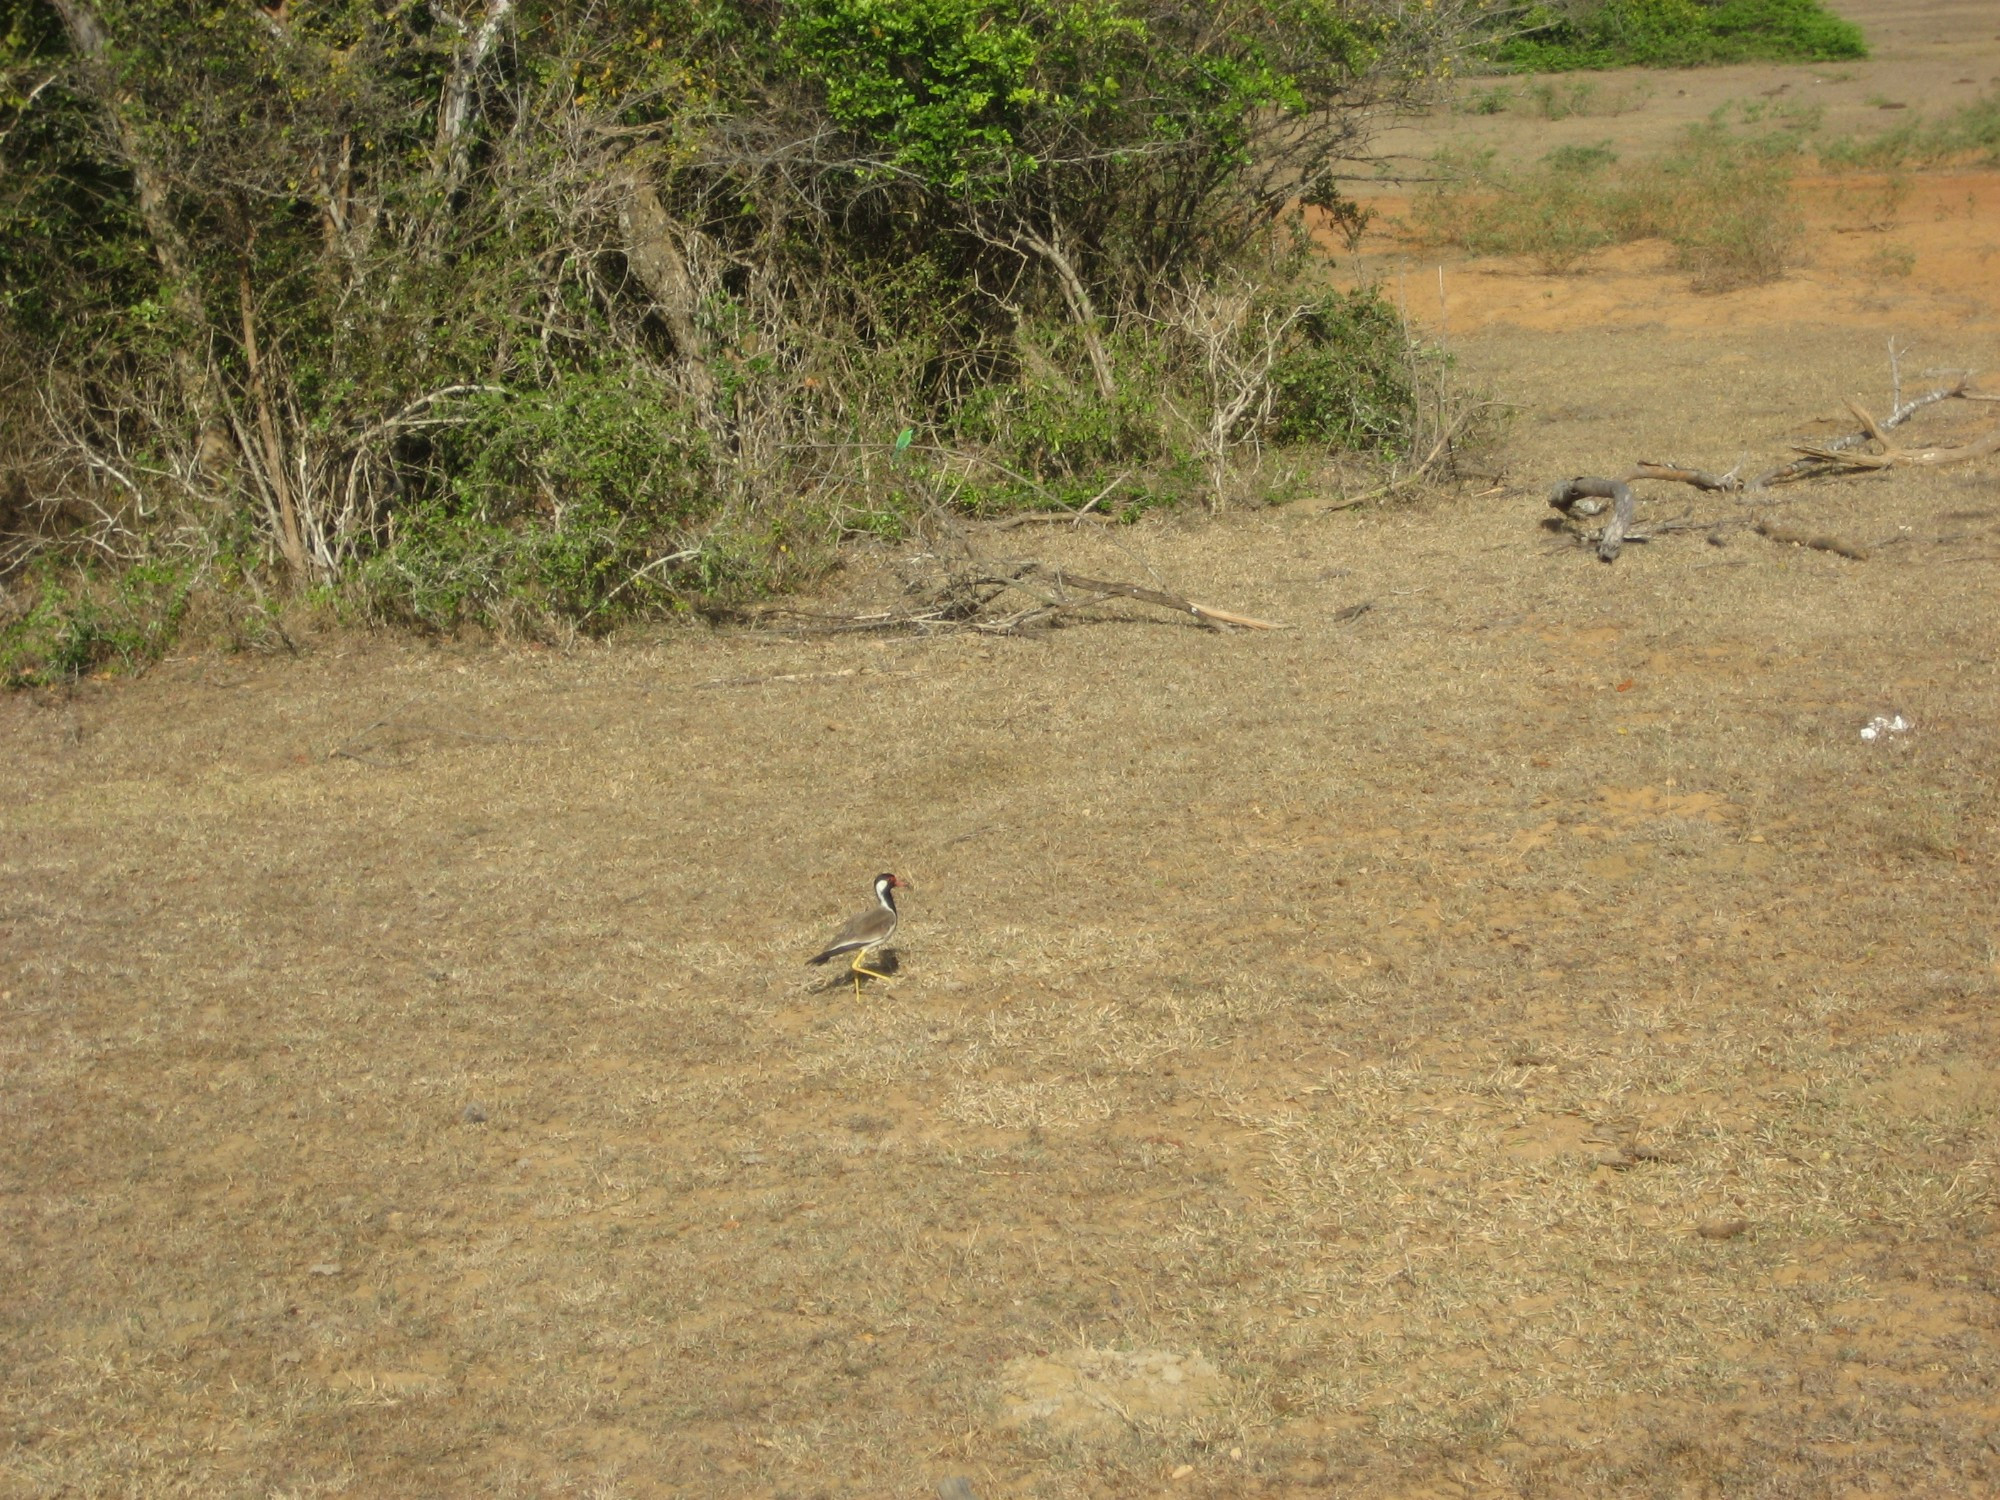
[874,872,902,905]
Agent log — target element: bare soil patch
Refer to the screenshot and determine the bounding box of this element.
[5,5,2000,1497]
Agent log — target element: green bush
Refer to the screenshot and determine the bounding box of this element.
[1,559,194,686]
[1269,290,1416,451]
[3,0,1457,657]
[355,374,714,630]
[1491,0,1866,73]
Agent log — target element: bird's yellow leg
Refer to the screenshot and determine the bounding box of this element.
[850,951,896,985]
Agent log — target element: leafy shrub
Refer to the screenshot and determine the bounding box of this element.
[355,375,716,630]
[1651,121,1802,288]
[952,365,1163,487]
[3,0,1457,656]
[1,560,193,685]
[1269,290,1416,451]
[1491,0,1866,73]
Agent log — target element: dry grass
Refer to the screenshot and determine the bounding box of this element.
[1412,123,1806,286]
[5,323,2000,1498]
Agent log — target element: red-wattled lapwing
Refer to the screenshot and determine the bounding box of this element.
[806,873,904,998]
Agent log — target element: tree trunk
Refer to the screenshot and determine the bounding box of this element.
[614,166,716,401]
[238,263,308,578]
[1014,226,1116,403]
[47,0,216,426]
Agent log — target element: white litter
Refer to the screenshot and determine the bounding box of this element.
[1859,713,1911,742]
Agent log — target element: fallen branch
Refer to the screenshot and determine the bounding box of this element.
[1753,519,1869,561]
[1548,477,1636,562]
[1628,460,1742,492]
[723,560,1285,636]
[1755,375,1969,487]
[1024,563,1287,630]
[1789,407,2000,472]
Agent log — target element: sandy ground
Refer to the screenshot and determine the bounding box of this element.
[4,5,1999,1498]
[1352,0,2000,336]
[1369,0,2000,174]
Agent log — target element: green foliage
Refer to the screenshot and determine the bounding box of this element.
[953,374,1161,488]
[1,0,1457,657]
[1544,141,1618,173]
[1,559,194,685]
[1269,289,1415,451]
[1491,0,1866,73]
[783,0,1134,191]
[359,375,710,630]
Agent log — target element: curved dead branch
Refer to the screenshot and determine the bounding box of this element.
[1549,476,1636,562]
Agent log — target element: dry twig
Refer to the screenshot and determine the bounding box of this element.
[1753,519,1869,560]
[1628,460,1742,492]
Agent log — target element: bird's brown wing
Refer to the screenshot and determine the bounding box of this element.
[806,905,896,965]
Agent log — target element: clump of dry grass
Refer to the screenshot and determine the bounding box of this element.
[1414,121,1805,287]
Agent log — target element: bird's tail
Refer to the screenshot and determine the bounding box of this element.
[805,949,837,967]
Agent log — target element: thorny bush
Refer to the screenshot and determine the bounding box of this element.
[0,0,1483,672]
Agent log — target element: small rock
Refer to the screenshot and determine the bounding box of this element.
[1594,1149,1637,1170]
[1171,1466,1194,1481]
[1697,1217,1750,1240]
[461,1102,488,1124]
[936,1480,979,1500]
[307,1262,342,1277]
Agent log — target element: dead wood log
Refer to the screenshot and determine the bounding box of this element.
[1755,376,1969,487]
[614,167,715,401]
[717,561,1284,635]
[1549,477,1636,562]
[1628,461,1741,491]
[1752,519,1868,561]
[1789,407,2000,472]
